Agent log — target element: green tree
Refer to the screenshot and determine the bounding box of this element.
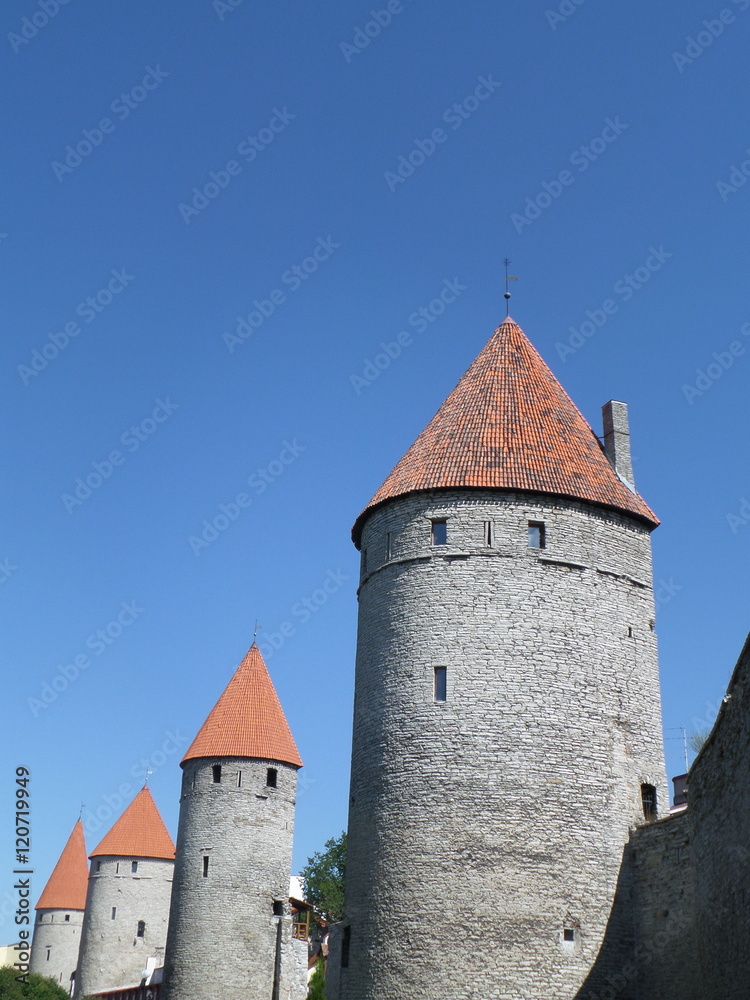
[307,956,326,1000]
[0,967,69,1000]
[300,831,346,922]
[689,727,711,756]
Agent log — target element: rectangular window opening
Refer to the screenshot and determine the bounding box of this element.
[341,926,351,968]
[431,519,448,546]
[131,861,138,874]
[237,770,242,787]
[212,764,222,783]
[46,950,51,961]
[641,783,657,820]
[111,907,116,920]
[202,856,209,878]
[272,900,284,916]
[64,914,70,922]
[563,928,575,942]
[137,920,145,938]
[434,666,447,703]
[485,521,493,546]
[385,531,392,561]
[267,767,278,788]
[528,521,546,549]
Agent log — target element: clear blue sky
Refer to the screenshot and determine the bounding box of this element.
[2,0,749,926]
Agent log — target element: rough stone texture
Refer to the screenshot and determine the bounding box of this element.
[30,907,84,991]
[626,813,697,1000]
[162,756,302,1000]
[280,927,309,1000]
[687,634,750,1000]
[325,923,342,1000]
[342,489,667,1000]
[75,855,173,998]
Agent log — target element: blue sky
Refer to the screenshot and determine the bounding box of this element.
[2,0,749,924]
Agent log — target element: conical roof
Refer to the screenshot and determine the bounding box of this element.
[90,786,175,860]
[182,643,302,767]
[352,316,658,544]
[35,819,88,911]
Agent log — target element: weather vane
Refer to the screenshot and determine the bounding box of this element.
[503,258,519,317]
[254,619,262,640]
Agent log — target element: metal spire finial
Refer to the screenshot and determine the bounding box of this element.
[253,619,262,640]
[503,258,519,317]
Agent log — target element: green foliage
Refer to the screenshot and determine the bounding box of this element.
[307,956,326,1000]
[300,831,346,922]
[0,966,69,1000]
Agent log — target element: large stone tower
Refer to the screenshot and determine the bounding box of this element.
[75,785,175,998]
[31,819,88,992]
[341,316,668,1000]
[162,642,305,1000]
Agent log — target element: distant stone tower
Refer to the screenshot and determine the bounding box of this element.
[75,786,175,998]
[341,317,668,1000]
[162,642,305,1000]
[31,819,88,992]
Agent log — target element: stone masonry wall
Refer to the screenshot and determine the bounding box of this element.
[75,856,173,997]
[342,489,667,1000]
[162,756,299,1000]
[30,907,84,992]
[687,633,750,1000]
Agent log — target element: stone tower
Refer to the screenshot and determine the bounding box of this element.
[162,642,305,1000]
[341,316,668,1000]
[31,819,88,992]
[75,785,175,998]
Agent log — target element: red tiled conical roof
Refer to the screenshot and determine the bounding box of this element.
[182,643,302,767]
[90,786,175,860]
[352,316,658,544]
[36,819,88,911]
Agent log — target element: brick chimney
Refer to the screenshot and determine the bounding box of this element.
[602,400,634,488]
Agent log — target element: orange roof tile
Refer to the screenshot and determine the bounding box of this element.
[182,643,302,767]
[352,316,658,545]
[90,786,175,860]
[36,819,88,911]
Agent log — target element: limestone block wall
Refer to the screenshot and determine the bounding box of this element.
[30,907,84,992]
[687,634,750,1000]
[279,922,309,1000]
[162,756,298,1000]
[629,813,697,1000]
[343,490,667,1000]
[75,856,173,998]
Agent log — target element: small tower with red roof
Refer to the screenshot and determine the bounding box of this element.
[74,785,175,998]
[162,642,304,1000]
[340,316,669,999]
[30,819,88,992]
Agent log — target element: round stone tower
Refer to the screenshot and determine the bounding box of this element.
[162,642,304,1000]
[31,819,88,993]
[75,785,175,998]
[341,317,668,1000]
